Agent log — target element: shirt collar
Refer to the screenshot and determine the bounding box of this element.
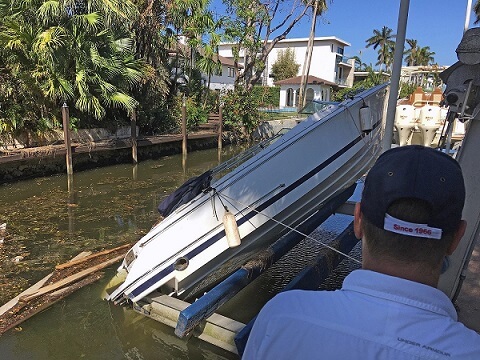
[342,269,458,320]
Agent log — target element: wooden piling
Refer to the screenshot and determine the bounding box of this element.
[131,111,138,164]
[61,103,73,175]
[182,97,187,156]
[218,106,223,150]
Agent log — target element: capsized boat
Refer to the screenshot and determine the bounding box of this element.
[107,83,390,304]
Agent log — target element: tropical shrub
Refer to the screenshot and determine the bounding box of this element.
[251,86,281,107]
[399,82,417,100]
[221,87,261,138]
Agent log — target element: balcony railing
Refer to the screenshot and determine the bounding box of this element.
[336,56,353,66]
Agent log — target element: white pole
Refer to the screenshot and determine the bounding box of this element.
[383,0,410,151]
[464,0,472,33]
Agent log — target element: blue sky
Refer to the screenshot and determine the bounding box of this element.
[210,0,478,67]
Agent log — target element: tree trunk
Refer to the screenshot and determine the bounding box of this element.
[298,0,319,111]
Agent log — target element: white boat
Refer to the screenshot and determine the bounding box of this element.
[107,83,390,304]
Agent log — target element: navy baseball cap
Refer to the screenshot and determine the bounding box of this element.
[361,145,465,239]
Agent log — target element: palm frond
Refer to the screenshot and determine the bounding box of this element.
[37,0,62,25]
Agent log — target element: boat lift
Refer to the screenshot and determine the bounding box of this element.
[132,183,361,355]
[131,27,480,356]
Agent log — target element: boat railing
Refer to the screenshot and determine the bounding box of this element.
[210,133,285,182]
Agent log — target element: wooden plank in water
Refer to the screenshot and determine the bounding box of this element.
[0,251,92,317]
[21,254,125,302]
[0,273,103,335]
[55,243,131,270]
[0,245,129,336]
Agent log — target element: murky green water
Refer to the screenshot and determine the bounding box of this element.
[0,146,358,359]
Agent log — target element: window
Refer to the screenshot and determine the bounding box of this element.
[228,67,235,78]
[337,47,344,55]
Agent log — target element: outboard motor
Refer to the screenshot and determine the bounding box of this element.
[394,104,416,146]
[418,105,442,146]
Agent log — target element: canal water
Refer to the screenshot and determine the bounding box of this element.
[0,146,359,359]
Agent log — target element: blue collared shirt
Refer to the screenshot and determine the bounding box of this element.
[242,269,480,359]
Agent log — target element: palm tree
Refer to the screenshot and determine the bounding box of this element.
[404,39,435,66]
[365,26,396,71]
[416,46,435,66]
[197,43,222,105]
[164,0,214,96]
[349,55,367,70]
[404,39,419,66]
[0,0,145,123]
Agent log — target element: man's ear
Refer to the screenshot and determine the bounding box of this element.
[447,220,467,255]
[354,202,363,240]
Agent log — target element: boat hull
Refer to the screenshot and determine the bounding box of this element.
[107,83,389,303]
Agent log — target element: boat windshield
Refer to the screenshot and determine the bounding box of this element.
[299,100,339,115]
[210,132,285,183]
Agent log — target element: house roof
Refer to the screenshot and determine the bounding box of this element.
[196,51,244,69]
[274,75,336,86]
[215,55,243,68]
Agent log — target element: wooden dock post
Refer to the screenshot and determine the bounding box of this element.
[61,103,73,175]
[218,106,223,150]
[131,110,138,164]
[182,96,187,156]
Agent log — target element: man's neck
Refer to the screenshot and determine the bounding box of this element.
[362,256,440,288]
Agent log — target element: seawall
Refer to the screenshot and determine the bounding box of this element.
[0,133,224,184]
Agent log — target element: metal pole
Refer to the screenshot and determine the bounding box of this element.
[464,0,472,33]
[61,103,73,175]
[383,0,410,151]
[182,96,187,156]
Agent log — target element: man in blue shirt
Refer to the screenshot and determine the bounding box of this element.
[243,145,480,359]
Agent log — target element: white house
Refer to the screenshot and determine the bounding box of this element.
[216,36,354,107]
[274,75,336,108]
[207,55,241,91]
[217,37,353,86]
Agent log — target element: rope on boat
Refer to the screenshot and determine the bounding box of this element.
[216,191,362,265]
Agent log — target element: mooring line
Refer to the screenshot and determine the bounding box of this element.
[216,192,362,265]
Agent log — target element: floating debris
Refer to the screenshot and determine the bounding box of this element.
[0,243,132,336]
[12,256,24,263]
